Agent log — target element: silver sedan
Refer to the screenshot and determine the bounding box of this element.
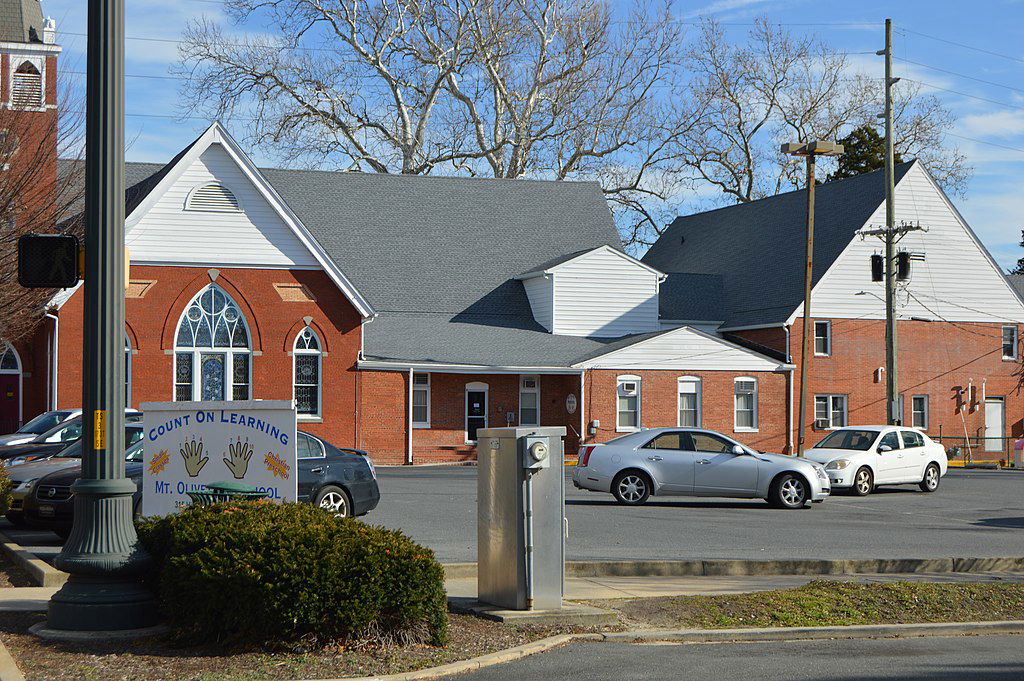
[572,428,830,509]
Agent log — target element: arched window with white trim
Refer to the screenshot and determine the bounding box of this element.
[124,333,132,407]
[174,285,251,401]
[0,343,22,433]
[678,376,701,427]
[734,377,758,431]
[293,327,321,417]
[12,61,42,108]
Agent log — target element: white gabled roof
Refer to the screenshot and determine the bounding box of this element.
[516,245,667,281]
[123,122,375,319]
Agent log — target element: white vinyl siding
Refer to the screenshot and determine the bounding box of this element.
[616,375,641,432]
[550,248,661,337]
[577,326,784,371]
[793,163,1024,324]
[126,144,319,267]
[734,378,758,431]
[522,276,554,331]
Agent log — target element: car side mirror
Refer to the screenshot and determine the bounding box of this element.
[731,444,746,455]
[878,444,892,453]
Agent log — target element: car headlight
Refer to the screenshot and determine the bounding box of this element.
[13,478,38,492]
[813,466,828,480]
[825,459,850,471]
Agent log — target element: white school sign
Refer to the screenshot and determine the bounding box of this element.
[140,400,297,516]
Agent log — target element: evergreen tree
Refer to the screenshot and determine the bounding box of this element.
[1010,230,1024,275]
[828,125,904,182]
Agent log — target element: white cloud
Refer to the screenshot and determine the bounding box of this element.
[682,0,776,20]
[960,110,1024,138]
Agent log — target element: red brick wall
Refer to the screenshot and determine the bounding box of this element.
[730,326,789,358]
[790,317,1023,451]
[582,368,790,453]
[55,265,363,447]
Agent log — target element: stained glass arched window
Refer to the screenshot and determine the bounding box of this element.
[174,285,251,401]
[293,327,321,417]
[0,344,19,372]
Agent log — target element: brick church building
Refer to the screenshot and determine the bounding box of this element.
[2,1,1021,464]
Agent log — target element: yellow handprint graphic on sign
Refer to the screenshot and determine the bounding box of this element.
[179,439,208,478]
[223,438,253,479]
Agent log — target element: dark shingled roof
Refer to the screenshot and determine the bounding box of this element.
[659,273,726,322]
[60,156,629,367]
[1008,274,1024,300]
[642,161,916,329]
[0,0,43,43]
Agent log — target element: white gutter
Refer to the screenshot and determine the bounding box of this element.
[406,367,414,465]
[718,322,787,333]
[44,312,58,410]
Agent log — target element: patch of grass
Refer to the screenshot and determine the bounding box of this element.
[592,581,1024,630]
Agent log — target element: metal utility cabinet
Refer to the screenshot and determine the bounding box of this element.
[477,427,566,611]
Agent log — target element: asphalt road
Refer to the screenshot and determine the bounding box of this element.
[370,467,1024,563]
[458,635,1024,681]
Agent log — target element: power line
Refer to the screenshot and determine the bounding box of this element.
[902,78,1024,113]
[898,27,1024,65]
[945,132,1024,155]
[897,57,1024,96]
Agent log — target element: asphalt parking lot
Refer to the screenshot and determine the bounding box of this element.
[371,466,1024,563]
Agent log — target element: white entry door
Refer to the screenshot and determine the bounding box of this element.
[985,398,1005,452]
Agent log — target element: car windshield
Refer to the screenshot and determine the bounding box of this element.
[17,411,72,435]
[34,419,82,444]
[53,427,143,459]
[813,429,879,451]
[125,441,143,463]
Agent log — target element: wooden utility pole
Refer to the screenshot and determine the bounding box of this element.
[781,140,844,456]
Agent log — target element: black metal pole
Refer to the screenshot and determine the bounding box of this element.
[46,0,156,631]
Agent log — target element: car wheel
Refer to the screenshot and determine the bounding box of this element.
[852,467,874,497]
[315,485,352,518]
[612,471,651,506]
[769,473,808,509]
[919,463,940,493]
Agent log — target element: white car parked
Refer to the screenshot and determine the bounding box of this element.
[572,428,831,509]
[804,426,948,496]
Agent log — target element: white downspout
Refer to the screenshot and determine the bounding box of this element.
[406,367,414,465]
[579,371,585,446]
[44,313,58,410]
[784,324,793,455]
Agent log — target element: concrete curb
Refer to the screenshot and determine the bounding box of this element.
[0,532,66,588]
[0,638,24,681]
[305,633,598,681]
[443,557,1024,580]
[599,620,1024,643]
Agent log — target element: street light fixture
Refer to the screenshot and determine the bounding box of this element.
[781,140,844,457]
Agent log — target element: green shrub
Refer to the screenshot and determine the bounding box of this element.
[0,465,12,515]
[136,502,447,649]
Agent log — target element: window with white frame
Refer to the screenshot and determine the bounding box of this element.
[412,373,430,427]
[519,375,540,426]
[1003,326,1018,360]
[814,394,847,428]
[174,285,251,401]
[124,334,132,407]
[11,61,42,108]
[814,321,832,356]
[734,378,758,430]
[912,395,929,430]
[616,376,641,431]
[293,327,321,417]
[678,376,701,427]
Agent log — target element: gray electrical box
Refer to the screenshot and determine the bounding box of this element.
[477,426,566,611]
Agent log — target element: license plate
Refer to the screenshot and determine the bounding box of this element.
[38,505,54,517]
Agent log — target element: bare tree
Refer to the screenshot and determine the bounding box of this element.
[678,17,969,206]
[0,79,85,345]
[176,0,696,245]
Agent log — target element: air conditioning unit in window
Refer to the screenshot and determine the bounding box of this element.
[813,419,829,430]
[620,382,637,395]
[522,378,537,389]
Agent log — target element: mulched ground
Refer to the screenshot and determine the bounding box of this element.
[0,553,35,588]
[587,581,1024,630]
[0,611,599,681]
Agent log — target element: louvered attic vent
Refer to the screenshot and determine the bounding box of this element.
[186,183,241,212]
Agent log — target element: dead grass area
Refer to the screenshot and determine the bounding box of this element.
[0,553,35,588]
[0,611,604,681]
[588,581,1024,631]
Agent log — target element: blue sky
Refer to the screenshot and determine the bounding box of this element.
[41,0,1024,269]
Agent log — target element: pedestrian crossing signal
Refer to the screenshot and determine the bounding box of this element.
[17,234,80,288]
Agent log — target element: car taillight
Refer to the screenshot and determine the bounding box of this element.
[579,445,595,467]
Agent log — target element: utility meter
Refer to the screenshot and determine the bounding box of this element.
[523,436,550,469]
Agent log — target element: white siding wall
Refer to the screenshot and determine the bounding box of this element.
[522,275,554,331]
[126,144,319,268]
[551,249,661,337]
[804,163,1024,323]
[578,327,783,370]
